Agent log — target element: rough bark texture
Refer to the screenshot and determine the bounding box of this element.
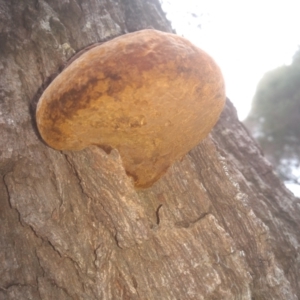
[0,0,299,299]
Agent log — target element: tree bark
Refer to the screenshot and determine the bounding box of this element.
[1,0,299,299]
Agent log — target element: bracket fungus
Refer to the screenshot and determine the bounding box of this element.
[36,29,225,188]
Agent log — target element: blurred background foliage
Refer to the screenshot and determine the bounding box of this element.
[244,47,300,185]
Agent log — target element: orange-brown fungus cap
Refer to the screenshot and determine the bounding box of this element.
[36,29,225,188]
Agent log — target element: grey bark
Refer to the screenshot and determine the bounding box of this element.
[1,0,299,299]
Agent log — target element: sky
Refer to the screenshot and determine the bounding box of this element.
[160,0,300,196]
[160,0,300,120]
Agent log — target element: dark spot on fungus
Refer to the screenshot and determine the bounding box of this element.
[106,72,122,81]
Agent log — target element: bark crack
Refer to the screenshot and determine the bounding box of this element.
[63,153,118,242]
[155,204,163,225]
[174,212,211,229]
[3,173,26,227]
[1,282,38,292]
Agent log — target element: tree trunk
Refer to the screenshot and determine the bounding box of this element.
[1,1,299,299]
